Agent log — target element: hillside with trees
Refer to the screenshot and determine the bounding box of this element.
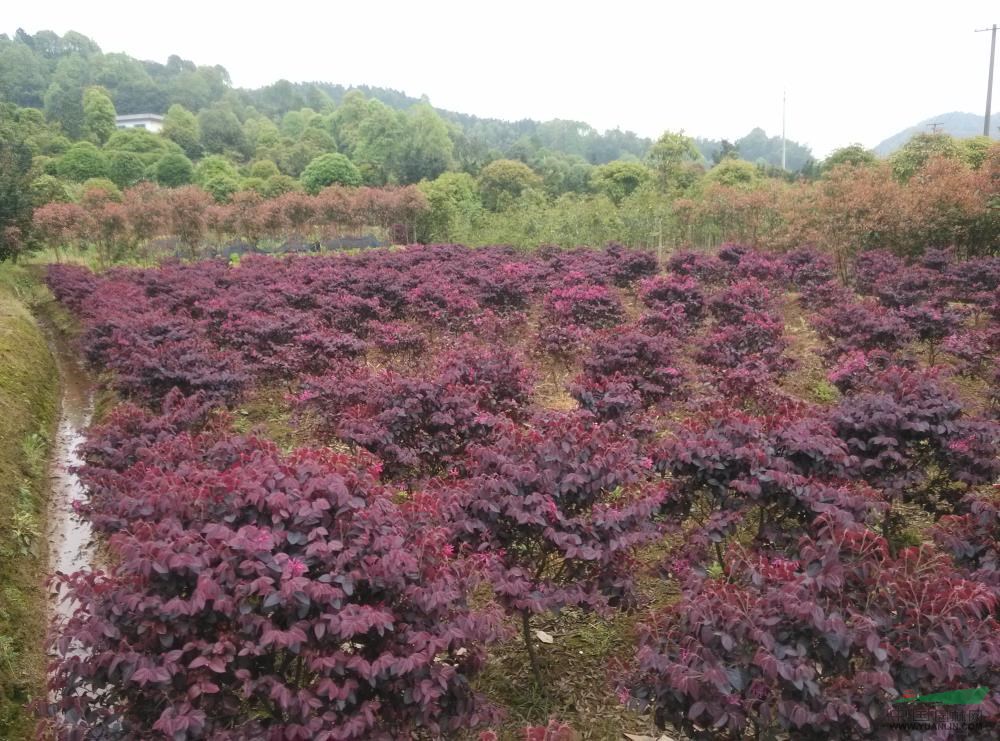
[0,28,817,184]
[874,111,1000,155]
[0,28,997,267]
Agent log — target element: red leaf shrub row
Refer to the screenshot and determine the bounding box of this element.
[45,243,1000,738]
[53,396,508,739]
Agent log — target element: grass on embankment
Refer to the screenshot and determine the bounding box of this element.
[0,264,59,739]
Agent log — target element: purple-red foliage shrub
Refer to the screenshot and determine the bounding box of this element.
[105,325,248,406]
[872,266,939,308]
[717,244,750,265]
[813,299,914,355]
[637,304,693,337]
[451,411,664,618]
[544,279,625,329]
[604,243,658,286]
[783,247,836,288]
[653,411,867,555]
[920,248,955,272]
[853,249,905,295]
[697,311,790,374]
[536,323,587,360]
[707,279,772,324]
[947,256,1000,306]
[436,344,535,418]
[80,389,217,475]
[302,369,500,480]
[830,367,1000,504]
[571,329,684,416]
[52,424,506,739]
[826,349,900,394]
[406,282,480,329]
[46,264,101,313]
[897,303,965,364]
[931,487,1000,594]
[639,275,705,321]
[797,279,854,311]
[735,250,790,283]
[941,328,1000,376]
[369,320,427,355]
[630,515,1000,739]
[666,250,730,284]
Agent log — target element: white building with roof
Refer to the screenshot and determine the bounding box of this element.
[115,113,164,133]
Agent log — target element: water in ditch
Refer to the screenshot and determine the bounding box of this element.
[41,317,95,622]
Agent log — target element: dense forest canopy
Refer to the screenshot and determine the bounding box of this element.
[1,28,996,264]
[0,28,812,172]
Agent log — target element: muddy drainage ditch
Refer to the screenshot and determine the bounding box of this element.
[41,315,95,626]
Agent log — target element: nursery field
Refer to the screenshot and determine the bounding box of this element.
[42,242,1000,739]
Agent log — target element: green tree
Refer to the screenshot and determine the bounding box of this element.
[477,158,542,211]
[249,159,280,179]
[201,175,240,202]
[82,87,117,145]
[648,130,703,192]
[889,133,962,181]
[195,154,240,185]
[80,177,122,201]
[260,174,299,197]
[535,119,596,160]
[712,139,739,165]
[198,104,249,157]
[13,107,71,158]
[417,171,481,241]
[0,42,48,107]
[57,141,109,181]
[243,116,281,151]
[162,104,202,159]
[351,102,404,185]
[531,151,592,196]
[328,90,371,155]
[704,158,761,188]
[590,160,652,204]
[959,136,994,169]
[300,152,362,193]
[395,103,454,183]
[43,54,90,138]
[168,63,229,111]
[107,150,146,188]
[280,108,317,138]
[0,107,34,260]
[91,52,163,113]
[30,173,72,206]
[155,152,195,187]
[104,128,181,167]
[822,144,877,172]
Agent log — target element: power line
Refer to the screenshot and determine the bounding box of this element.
[975,24,998,136]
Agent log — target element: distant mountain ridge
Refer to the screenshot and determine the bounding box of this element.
[874,112,1000,155]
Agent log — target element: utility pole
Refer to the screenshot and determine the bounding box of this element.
[976,24,998,136]
[927,122,944,133]
[781,90,787,170]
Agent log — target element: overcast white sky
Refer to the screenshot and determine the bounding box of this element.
[8,0,1000,156]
